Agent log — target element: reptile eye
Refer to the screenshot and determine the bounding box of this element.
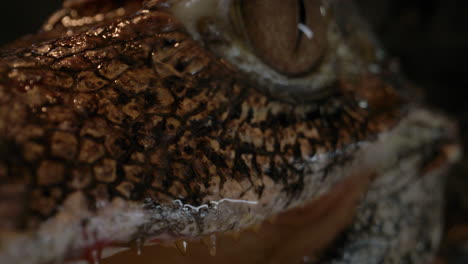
[169,0,341,102]
[238,0,327,76]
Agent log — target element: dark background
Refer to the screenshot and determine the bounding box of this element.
[0,0,467,263]
[0,1,62,43]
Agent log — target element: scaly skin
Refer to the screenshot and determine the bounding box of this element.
[0,0,460,263]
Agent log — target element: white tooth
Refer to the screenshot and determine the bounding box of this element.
[136,238,143,256]
[175,240,188,256]
[209,234,217,257]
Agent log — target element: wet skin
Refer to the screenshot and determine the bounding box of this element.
[0,0,460,263]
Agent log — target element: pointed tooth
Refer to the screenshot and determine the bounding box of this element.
[201,234,217,256]
[175,240,188,256]
[136,238,143,256]
[209,234,217,257]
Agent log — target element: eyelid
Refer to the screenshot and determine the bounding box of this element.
[167,0,230,41]
[166,0,382,104]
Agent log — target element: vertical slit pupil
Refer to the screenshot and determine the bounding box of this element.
[295,0,307,52]
[298,0,306,25]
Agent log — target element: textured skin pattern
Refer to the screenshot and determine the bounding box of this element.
[2,1,456,264]
[320,155,445,264]
[0,3,401,231]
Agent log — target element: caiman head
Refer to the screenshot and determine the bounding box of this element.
[0,0,461,263]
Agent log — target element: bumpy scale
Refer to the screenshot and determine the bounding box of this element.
[0,0,460,264]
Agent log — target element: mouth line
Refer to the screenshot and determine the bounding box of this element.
[79,170,374,264]
[0,108,458,264]
[74,135,459,264]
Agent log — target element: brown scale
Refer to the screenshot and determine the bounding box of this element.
[0,1,402,233]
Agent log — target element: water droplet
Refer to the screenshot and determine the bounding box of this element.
[136,238,143,256]
[175,240,188,256]
[358,100,369,109]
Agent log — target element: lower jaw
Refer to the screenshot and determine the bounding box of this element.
[102,172,373,264]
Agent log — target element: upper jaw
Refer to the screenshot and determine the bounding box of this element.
[0,103,460,264]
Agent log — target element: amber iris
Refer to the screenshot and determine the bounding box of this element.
[240,0,327,76]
